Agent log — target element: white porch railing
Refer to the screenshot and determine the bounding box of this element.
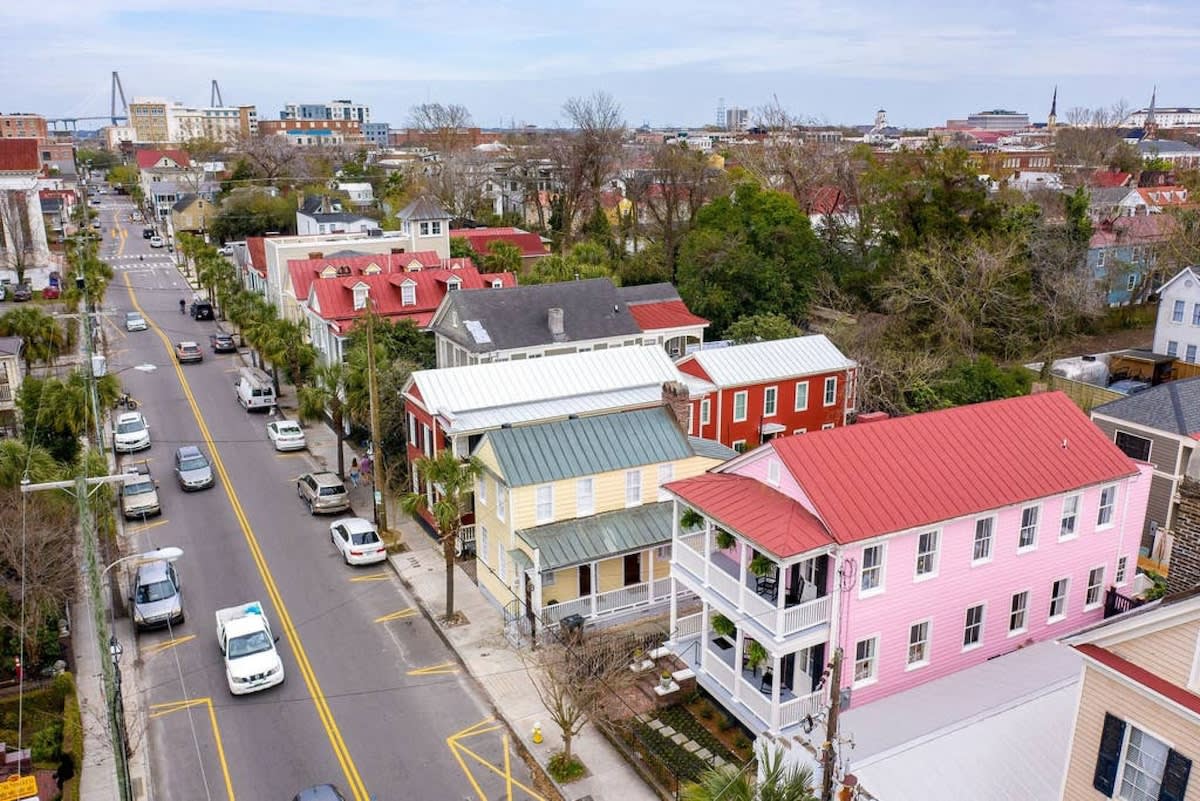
[741,585,775,627]
[708,565,740,605]
[542,596,591,624]
[739,675,774,726]
[706,651,737,694]
[676,613,702,639]
[674,537,707,578]
[780,690,825,730]
[597,583,648,614]
[651,576,674,600]
[782,595,832,636]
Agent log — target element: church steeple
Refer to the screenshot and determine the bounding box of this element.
[1048,86,1058,129]
[1144,86,1158,140]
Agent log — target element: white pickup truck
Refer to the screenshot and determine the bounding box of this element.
[215,602,284,695]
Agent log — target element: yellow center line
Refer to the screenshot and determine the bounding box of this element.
[142,633,196,656]
[406,662,459,676]
[126,273,370,801]
[126,518,170,534]
[374,608,417,623]
[147,697,235,801]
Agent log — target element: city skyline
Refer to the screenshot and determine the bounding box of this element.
[3,0,1199,130]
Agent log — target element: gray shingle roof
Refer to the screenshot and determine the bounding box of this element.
[616,283,681,305]
[485,407,693,487]
[1092,377,1200,436]
[171,193,199,213]
[688,436,738,461]
[399,195,449,221]
[1139,140,1199,154]
[433,277,641,352]
[0,336,23,357]
[519,502,674,571]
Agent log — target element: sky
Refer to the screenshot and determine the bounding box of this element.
[3,0,1200,131]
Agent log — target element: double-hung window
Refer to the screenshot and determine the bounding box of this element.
[535,485,554,524]
[1172,299,1186,322]
[732,391,748,422]
[1009,591,1028,633]
[1097,485,1117,527]
[972,517,993,563]
[1085,567,1105,609]
[823,376,837,406]
[625,470,642,507]
[496,487,506,522]
[575,478,594,517]
[1060,495,1080,539]
[1093,714,1192,801]
[794,381,809,411]
[700,399,711,426]
[1019,506,1039,550]
[763,387,777,417]
[1048,577,1069,620]
[915,531,938,578]
[860,544,884,594]
[657,464,673,501]
[853,636,878,684]
[907,621,930,667]
[962,604,984,649]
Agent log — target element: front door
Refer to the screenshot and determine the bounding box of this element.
[623,553,641,586]
[578,564,592,597]
[781,651,796,691]
[524,573,535,621]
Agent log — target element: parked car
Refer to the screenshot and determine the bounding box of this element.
[113,411,151,453]
[0,285,6,301]
[329,517,386,566]
[41,285,61,300]
[142,227,155,239]
[119,463,161,520]
[293,785,346,801]
[190,300,214,320]
[296,471,351,515]
[149,236,164,248]
[175,341,203,363]
[174,445,215,491]
[267,420,306,452]
[11,285,32,302]
[131,560,184,631]
[209,332,236,352]
[125,311,147,332]
[218,245,234,256]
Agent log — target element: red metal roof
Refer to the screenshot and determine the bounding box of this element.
[628,300,709,332]
[135,149,191,170]
[0,139,40,172]
[1089,170,1132,189]
[1074,643,1200,717]
[245,237,267,278]
[449,227,548,258]
[769,392,1138,543]
[288,251,448,304]
[664,473,834,558]
[308,266,515,327]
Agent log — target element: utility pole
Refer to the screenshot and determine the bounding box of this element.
[365,302,388,535]
[821,647,843,801]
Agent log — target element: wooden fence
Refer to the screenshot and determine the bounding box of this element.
[1028,371,1124,412]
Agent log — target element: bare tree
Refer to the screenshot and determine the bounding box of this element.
[738,98,833,206]
[420,149,492,220]
[1055,100,1135,169]
[0,191,35,284]
[641,144,728,280]
[408,103,475,155]
[552,91,625,250]
[236,134,302,181]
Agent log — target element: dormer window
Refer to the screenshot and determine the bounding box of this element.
[491,279,504,289]
[352,283,369,311]
[418,221,443,237]
[401,280,416,306]
[405,260,421,272]
[446,277,462,292]
[363,262,382,275]
[321,265,338,278]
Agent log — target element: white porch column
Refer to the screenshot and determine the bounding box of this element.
[775,562,786,640]
[24,186,48,265]
[732,628,744,702]
[669,577,678,637]
[0,192,16,264]
[647,546,656,600]
[703,522,712,585]
[770,653,782,732]
[699,601,710,672]
[737,541,748,612]
[589,563,598,617]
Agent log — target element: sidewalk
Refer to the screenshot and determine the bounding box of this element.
[280,386,657,801]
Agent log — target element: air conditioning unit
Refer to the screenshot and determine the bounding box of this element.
[366,228,383,238]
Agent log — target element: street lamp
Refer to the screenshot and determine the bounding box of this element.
[102,546,184,584]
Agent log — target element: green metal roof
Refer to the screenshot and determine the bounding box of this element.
[486,407,696,487]
[518,502,674,571]
[508,548,533,572]
[688,436,738,461]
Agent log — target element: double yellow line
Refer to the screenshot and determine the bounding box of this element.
[125,274,369,801]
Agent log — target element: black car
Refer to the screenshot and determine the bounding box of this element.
[190,301,214,320]
[209,333,236,353]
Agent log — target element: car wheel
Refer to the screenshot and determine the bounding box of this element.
[344,551,351,566]
[177,613,185,626]
[296,483,303,498]
[308,499,315,515]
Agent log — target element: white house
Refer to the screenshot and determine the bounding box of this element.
[296,196,379,236]
[1152,266,1200,363]
[332,181,374,206]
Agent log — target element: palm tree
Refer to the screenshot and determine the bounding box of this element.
[682,745,816,801]
[0,307,65,372]
[0,440,61,489]
[400,450,483,620]
[298,362,350,478]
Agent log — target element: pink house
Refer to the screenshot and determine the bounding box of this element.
[662,392,1151,736]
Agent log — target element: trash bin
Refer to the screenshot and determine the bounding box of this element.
[560,614,585,642]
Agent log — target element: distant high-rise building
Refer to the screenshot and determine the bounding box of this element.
[128,97,256,143]
[362,122,390,147]
[725,107,749,132]
[281,100,371,125]
[964,109,1030,130]
[0,114,48,142]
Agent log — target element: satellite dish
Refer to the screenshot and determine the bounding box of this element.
[801,714,815,734]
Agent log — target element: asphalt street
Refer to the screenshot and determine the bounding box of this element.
[97,193,542,801]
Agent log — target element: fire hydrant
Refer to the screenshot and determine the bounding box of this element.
[532,722,543,745]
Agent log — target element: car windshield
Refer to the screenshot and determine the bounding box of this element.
[351,531,380,546]
[319,485,345,497]
[116,420,144,434]
[136,579,176,604]
[227,630,272,659]
[126,314,142,322]
[125,481,154,496]
[278,425,301,436]
[179,456,208,471]
[180,345,198,353]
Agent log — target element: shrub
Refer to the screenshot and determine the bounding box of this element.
[717,714,735,731]
[734,733,751,751]
[699,705,714,720]
[547,751,586,783]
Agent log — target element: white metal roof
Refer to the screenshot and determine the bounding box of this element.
[838,640,1082,801]
[682,335,855,387]
[409,346,683,431]
[449,387,667,434]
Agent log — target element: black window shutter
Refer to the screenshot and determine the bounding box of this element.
[1159,749,1192,801]
[1093,713,1126,797]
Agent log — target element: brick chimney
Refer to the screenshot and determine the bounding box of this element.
[1166,478,1200,594]
[548,307,565,341]
[661,381,691,436]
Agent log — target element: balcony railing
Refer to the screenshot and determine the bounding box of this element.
[739,673,773,723]
[543,576,677,625]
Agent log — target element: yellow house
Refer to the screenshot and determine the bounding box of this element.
[471,405,735,631]
[170,194,214,234]
[1061,590,1200,801]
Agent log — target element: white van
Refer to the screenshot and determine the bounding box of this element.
[234,367,276,411]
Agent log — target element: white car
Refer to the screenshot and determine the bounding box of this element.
[125,311,147,332]
[113,411,151,453]
[266,420,306,451]
[149,235,164,248]
[218,245,234,256]
[329,517,387,566]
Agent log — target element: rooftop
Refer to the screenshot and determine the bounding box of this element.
[1092,377,1200,436]
[679,335,855,386]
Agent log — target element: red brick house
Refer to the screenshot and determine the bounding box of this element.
[676,335,857,451]
[449,227,549,266]
[288,250,516,364]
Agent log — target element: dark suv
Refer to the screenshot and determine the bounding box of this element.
[190,301,214,320]
[11,284,32,302]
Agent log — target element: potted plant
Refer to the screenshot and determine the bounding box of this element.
[680,508,703,531]
[714,528,735,551]
[749,552,775,579]
[660,670,674,690]
[744,639,768,675]
[710,613,735,643]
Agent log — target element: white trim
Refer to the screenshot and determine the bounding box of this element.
[823,376,837,407]
[1189,628,1200,692]
[794,380,809,412]
[1059,493,1081,541]
[971,515,995,565]
[913,529,940,582]
[859,542,886,598]
[1007,588,1031,636]
[763,385,778,418]
[961,601,986,651]
[905,618,932,670]
[1048,576,1070,623]
[1018,503,1040,553]
[1084,565,1106,611]
[732,390,748,422]
[1083,657,1200,724]
[1096,483,1118,530]
[852,632,881,687]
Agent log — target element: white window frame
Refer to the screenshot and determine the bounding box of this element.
[654,544,671,561]
[657,464,674,501]
[1048,577,1070,622]
[972,516,994,564]
[1097,484,1117,528]
[907,620,931,669]
[767,460,781,486]
[794,381,809,411]
[401,283,416,306]
[732,390,748,422]
[821,422,835,430]
[407,412,417,446]
[860,544,885,597]
[1188,344,1198,363]
[1060,494,1080,540]
[496,486,506,522]
[1085,566,1105,610]
[1193,303,1200,326]
[535,484,554,524]
[1118,723,1173,801]
[1116,555,1128,586]
[853,635,879,687]
[478,525,489,566]
[625,469,642,508]
[575,478,594,518]
[1172,299,1185,322]
[1167,340,1179,357]
[962,603,985,650]
[476,475,487,505]
[914,530,939,580]
[541,569,556,587]
[1008,590,1029,635]
[823,376,837,407]
[763,386,778,417]
[732,439,747,453]
[700,399,711,425]
[1018,505,1039,552]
